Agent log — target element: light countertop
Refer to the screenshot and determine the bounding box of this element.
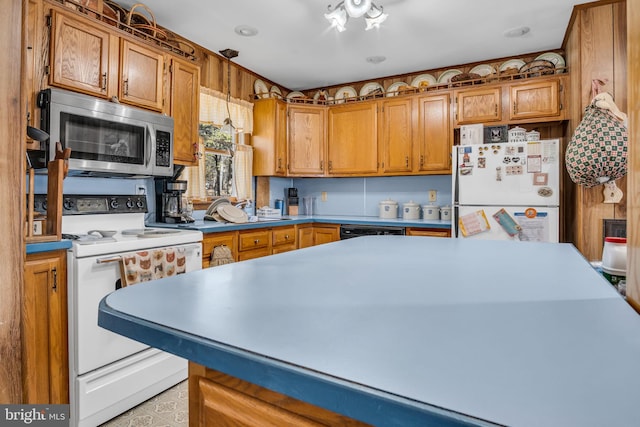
[99,236,640,426]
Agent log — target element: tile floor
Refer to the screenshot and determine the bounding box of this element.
[100,380,188,427]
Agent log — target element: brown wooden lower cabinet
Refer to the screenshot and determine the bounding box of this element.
[406,227,452,238]
[312,224,341,245]
[23,250,69,404]
[189,362,369,426]
[202,231,238,267]
[272,225,297,254]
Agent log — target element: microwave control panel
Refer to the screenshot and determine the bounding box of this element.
[156,130,171,167]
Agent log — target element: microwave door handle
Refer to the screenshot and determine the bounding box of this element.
[146,124,154,167]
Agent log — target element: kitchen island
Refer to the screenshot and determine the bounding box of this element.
[99,236,640,426]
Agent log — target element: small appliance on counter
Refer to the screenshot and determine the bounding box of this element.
[284,188,299,215]
[155,177,194,224]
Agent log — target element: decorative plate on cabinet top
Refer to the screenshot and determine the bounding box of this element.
[410,74,437,89]
[359,82,384,97]
[386,81,411,96]
[286,91,305,99]
[499,59,526,72]
[534,52,565,71]
[254,79,269,99]
[469,64,496,77]
[437,69,463,84]
[270,85,283,99]
[334,86,358,103]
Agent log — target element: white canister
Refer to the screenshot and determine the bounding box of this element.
[421,204,440,220]
[440,205,452,221]
[402,200,421,220]
[379,199,398,219]
[508,126,526,142]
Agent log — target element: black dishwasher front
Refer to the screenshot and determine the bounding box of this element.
[339,224,405,239]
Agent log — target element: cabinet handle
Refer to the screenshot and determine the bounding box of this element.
[495,104,498,115]
[101,73,107,91]
[285,234,289,239]
[52,267,57,292]
[193,143,203,160]
[405,156,409,168]
[278,158,282,170]
[513,102,517,115]
[320,160,324,171]
[254,239,260,244]
[420,155,424,167]
[123,79,129,96]
[328,161,332,171]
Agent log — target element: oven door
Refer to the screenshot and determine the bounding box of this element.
[68,243,202,376]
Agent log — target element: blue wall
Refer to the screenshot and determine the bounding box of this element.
[268,175,452,217]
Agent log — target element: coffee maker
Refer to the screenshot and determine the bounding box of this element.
[155,179,194,223]
[284,187,298,216]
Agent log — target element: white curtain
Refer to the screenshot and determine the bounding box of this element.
[183,87,253,201]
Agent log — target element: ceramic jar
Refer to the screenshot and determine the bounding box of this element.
[379,199,398,219]
[440,205,452,221]
[421,204,440,220]
[508,126,526,142]
[402,200,421,220]
[526,130,541,141]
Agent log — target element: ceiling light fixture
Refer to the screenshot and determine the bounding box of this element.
[504,26,530,38]
[325,0,388,32]
[234,25,258,37]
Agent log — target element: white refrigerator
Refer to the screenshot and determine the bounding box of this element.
[452,140,560,242]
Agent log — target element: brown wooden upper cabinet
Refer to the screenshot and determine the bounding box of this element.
[50,10,114,97]
[288,105,326,176]
[454,86,502,125]
[253,98,287,176]
[508,79,562,121]
[49,9,165,112]
[327,102,378,175]
[415,93,452,173]
[170,57,201,165]
[119,39,164,111]
[379,97,413,174]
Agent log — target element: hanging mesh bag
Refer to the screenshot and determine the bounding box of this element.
[565,94,628,188]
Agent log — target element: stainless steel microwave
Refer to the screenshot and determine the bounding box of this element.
[38,88,174,177]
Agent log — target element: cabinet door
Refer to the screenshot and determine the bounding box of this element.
[50,10,112,97]
[170,57,200,165]
[119,39,164,111]
[379,98,413,174]
[416,93,452,173]
[297,225,314,249]
[23,251,68,404]
[509,79,561,121]
[202,232,237,268]
[313,225,340,245]
[327,102,378,175]
[253,99,287,176]
[455,87,501,125]
[288,106,325,175]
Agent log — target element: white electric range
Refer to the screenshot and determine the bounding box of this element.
[36,194,202,427]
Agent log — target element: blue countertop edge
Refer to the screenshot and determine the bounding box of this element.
[98,298,493,427]
[26,239,73,254]
[148,215,452,234]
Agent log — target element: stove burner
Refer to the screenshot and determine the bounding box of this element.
[63,233,117,245]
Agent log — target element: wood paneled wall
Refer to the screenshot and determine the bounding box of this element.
[563,0,628,261]
[624,1,639,310]
[1,0,25,403]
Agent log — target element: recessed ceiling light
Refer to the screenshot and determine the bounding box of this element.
[366,55,386,64]
[504,26,530,38]
[235,25,258,37]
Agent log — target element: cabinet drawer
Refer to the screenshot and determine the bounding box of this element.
[272,243,297,255]
[272,226,296,247]
[406,227,452,238]
[239,230,270,251]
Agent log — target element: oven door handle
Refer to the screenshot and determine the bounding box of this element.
[96,256,122,264]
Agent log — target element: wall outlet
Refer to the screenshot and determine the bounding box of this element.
[321,191,327,202]
[136,186,146,195]
[428,190,437,202]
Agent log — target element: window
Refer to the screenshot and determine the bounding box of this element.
[199,123,233,197]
